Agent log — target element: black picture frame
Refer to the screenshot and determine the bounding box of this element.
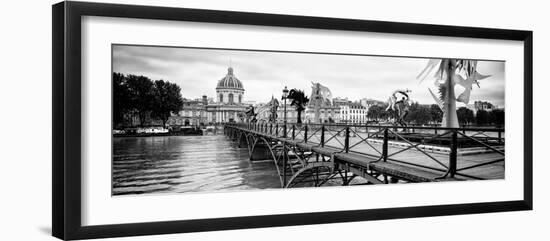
[52,1,533,240]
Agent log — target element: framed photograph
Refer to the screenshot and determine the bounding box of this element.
[52,1,532,240]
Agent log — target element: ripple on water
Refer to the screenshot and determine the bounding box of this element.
[112,135,280,195]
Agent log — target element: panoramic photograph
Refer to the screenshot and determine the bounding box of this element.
[111,44,505,196]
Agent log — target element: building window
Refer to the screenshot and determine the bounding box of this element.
[239,94,242,103]
[219,94,223,103]
[229,93,234,104]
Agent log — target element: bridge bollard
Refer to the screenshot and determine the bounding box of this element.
[449,131,458,178]
[383,128,388,162]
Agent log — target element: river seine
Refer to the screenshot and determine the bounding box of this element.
[112,135,281,195]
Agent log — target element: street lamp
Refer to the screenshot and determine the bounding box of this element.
[282,86,289,138]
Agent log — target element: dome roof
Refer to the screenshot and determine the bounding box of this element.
[216,67,244,90]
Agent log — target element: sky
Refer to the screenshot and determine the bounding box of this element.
[112,45,505,107]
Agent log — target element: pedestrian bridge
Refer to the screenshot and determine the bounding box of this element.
[224,123,505,188]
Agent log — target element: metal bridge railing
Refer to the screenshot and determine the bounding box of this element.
[226,122,505,180]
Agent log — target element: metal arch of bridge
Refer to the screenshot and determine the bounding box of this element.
[225,125,389,188]
[225,122,505,188]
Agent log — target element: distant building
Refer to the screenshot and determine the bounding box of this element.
[168,67,248,126]
[332,97,352,107]
[360,98,385,109]
[305,106,340,123]
[474,101,496,111]
[303,97,339,123]
[205,67,248,123]
[340,102,368,124]
[168,96,208,126]
[277,103,301,123]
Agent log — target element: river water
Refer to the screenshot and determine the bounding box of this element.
[112,135,281,195]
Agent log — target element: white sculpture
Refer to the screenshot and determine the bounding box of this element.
[417,59,491,128]
[310,82,333,123]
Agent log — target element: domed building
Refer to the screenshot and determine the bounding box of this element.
[167,66,248,126]
[205,67,248,123]
[216,67,244,105]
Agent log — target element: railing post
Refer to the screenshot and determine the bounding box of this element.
[292,125,296,140]
[283,123,287,138]
[498,131,502,144]
[276,124,279,137]
[321,125,325,147]
[270,123,272,135]
[449,131,458,178]
[383,128,388,162]
[283,143,287,187]
[304,125,308,143]
[345,126,350,153]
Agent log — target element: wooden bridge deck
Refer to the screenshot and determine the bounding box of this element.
[229,126,504,183]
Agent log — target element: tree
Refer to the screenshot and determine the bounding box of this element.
[367,105,383,121]
[151,80,184,127]
[126,75,155,127]
[287,89,309,124]
[456,107,475,125]
[429,104,443,124]
[405,103,431,125]
[113,73,131,127]
[490,109,505,126]
[476,109,490,126]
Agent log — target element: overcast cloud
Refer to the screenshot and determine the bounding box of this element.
[113,45,505,107]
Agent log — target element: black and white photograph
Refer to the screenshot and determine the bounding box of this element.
[111,45,505,195]
[2,0,545,240]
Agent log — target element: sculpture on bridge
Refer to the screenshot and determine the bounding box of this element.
[309,82,332,123]
[241,105,257,123]
[386,89,412,128]
[254,96,280,123]
[417,59,490,127]
[267,96,279,123]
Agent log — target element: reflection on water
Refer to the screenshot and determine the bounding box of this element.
[112,135,281,195]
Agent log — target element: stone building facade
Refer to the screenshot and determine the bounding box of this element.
[168,67,248,126]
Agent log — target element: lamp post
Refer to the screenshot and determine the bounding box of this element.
[282,86,289,138]
[281,86,289,186]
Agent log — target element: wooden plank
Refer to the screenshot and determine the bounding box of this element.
[369,162,443,182]
[234,127,503,181]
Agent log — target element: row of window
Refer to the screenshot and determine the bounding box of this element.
[219,93,242,104]
[180,110,206,117]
